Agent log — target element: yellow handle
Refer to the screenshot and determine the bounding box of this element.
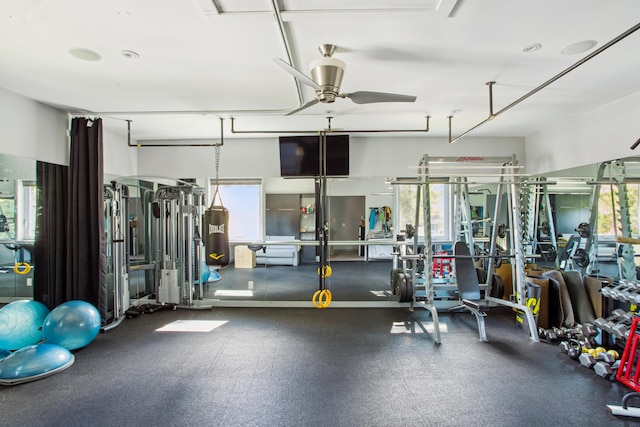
[317,265,332,278]
[312,289,332,308]
[14,262,32,275]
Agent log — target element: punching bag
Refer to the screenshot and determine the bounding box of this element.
[204,190,230,267]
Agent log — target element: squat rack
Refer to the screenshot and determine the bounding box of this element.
[403,154,539,341]
[581,158,640,280]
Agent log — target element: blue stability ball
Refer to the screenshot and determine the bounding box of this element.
[0,343,75,386]
[42,300,101,351]
[0,300,50,351]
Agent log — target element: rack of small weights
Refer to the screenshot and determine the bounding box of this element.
[617,315,640,391]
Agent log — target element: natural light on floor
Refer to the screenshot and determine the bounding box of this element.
[156,320,228,332]
[370,290,394,297]
[390,321,448,334]
[214,290,254,297]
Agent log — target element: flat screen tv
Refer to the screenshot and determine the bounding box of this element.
[279,134,349,177]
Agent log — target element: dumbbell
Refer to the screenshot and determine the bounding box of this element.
[579,347,619,369]
[581,323,598,338]
[594,309,628,333]
[538,327,558,341]
[553,325,582,340]
[594,358,621,380]
[616,283,640,303]
[601,282,631,300]
[611,313,638,339]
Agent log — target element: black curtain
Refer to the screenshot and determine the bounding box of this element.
[66,117,106,319]
[34,161,69,310]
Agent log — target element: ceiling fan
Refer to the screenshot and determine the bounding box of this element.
[274,44,417,115]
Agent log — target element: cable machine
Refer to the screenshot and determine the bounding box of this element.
[102,181,130,331]
[153,184,211,310]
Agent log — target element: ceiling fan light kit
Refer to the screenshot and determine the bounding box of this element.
[309,56,345,103]
[276,44,417,114]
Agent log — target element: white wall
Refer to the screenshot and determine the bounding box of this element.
[525,90,640,175]
[0,86,69,165]
[0,87,138,177]
[103,124,138,178]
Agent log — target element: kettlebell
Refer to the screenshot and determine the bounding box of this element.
[567,339,582,360]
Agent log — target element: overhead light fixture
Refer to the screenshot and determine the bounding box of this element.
[522,43,542,53]
[121,50,140,59]
[69,48,102,62]
[561,40,597,55]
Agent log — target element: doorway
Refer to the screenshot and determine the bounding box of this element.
[327,195,365,260]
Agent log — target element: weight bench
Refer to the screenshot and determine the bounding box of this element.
[450,241,490,342]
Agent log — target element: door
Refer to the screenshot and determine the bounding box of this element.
[327,196,365,259]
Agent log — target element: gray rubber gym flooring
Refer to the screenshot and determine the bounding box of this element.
[0,305,633,426]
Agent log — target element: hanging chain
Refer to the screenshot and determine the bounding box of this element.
[210,144,222,208]
[215,144,221,189]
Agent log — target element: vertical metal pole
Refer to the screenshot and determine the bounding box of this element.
[177,189,187,305]
[318,132,327,292]
[420,155,433,306]
[541,183,559,268]
[584,163,607,275]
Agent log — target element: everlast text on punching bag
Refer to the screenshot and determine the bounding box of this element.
[204,191,230,267]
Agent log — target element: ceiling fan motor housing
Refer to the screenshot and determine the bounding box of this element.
[310,57,345,103]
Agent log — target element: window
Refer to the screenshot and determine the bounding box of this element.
[597,183,639,236]
[16,179,37,241]
[397,181,450,241]
[208,179,262,241]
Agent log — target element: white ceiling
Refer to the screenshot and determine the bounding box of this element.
[1,0,639,142]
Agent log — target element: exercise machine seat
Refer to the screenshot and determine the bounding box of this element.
[451,241,489,341]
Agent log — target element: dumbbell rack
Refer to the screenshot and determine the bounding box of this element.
[617,315,640,391]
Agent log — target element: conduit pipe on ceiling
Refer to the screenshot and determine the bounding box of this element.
[128,118,224,148]
[449,21,640,144]
[230,116,430,135]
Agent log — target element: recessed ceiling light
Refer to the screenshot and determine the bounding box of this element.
[69,48,102,62]
[561,40,597,55]
[121,50,140,59]
[522,43,542,53]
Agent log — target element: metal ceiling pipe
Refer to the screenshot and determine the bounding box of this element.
[130,118,224,148]
[450,21,640,144]
[230,116,430,135]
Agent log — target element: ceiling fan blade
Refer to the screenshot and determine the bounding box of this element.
[286,99,319,116]
[344,91,417,104]
[273,58,321,90]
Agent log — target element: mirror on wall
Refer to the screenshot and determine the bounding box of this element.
[0,154,40,302]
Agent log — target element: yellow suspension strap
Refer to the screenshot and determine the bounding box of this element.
[14,262,32,275]
[312,136,334,309]
[312,265,333,308]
